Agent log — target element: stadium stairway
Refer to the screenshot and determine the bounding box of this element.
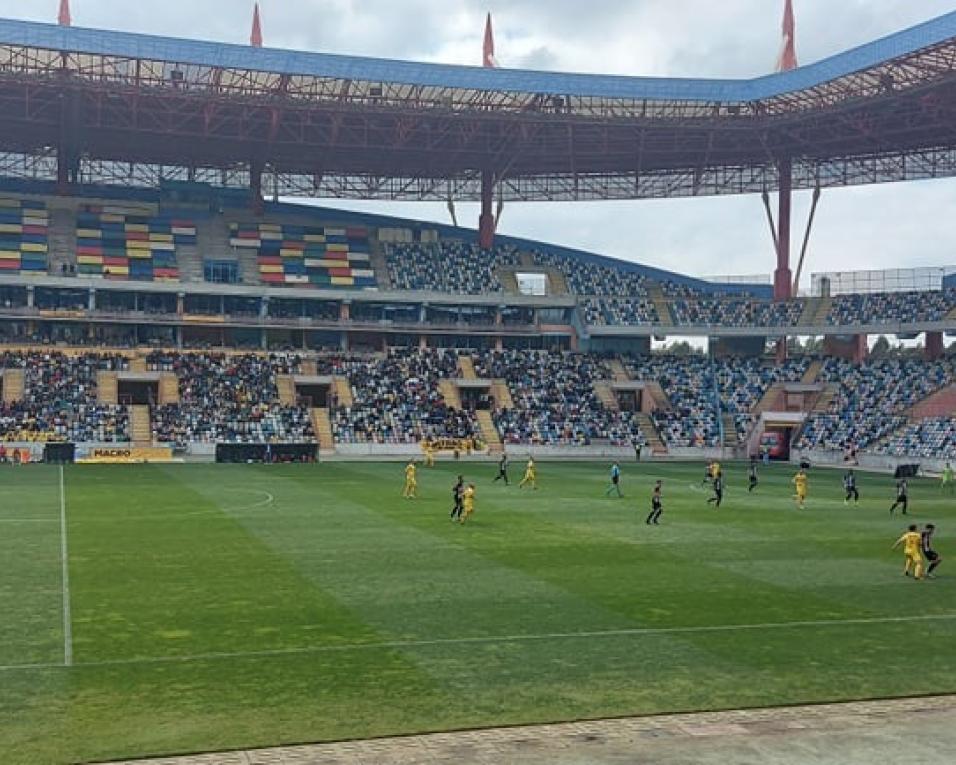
[476,410,503,453]
[368,238,391,290]
[159,373,180,404]
[301,359,318,376]
[721,413,739,449]
[802,358,823,384]
[753,383,785,415]
[609,359,631,383]
[196,217,242,282]
[594,380,619,411]
[276,375,297,405]
[129,356,147,373]
[543,267,569,295]
[811,296,833,324]
[635,412,668,455]
[438,379,463,409]
[130,405,151,446]
[798,297,820,326]
[811,384,839,413]
[948,304,956,322]
[2,369,24,403]
[47,207,77,276]
[647,283,674,326]
[176,243,204,283]
[495,267,520,293]
[311,408,335,452]
[97,371,119,405]
[458,355,477,380]
[907,384,956,420]
[333,376,353,407]
[491,379,514,409]
[642,381,672,411]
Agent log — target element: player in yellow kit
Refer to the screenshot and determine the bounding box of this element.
[460,483,476,524]
[402,460,418,499]
[518,457,537,489]
[422,443,436,468]
[792,469,808,509]
[892,524,924,579]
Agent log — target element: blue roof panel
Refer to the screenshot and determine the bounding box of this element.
[0,12,955,102]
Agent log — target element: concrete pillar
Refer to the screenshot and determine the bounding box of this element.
[926,331,944,361]
[88,288,95,311]
[774,159,793,300]
[478,169,495,249]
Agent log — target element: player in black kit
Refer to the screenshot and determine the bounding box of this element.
[707,472,724,508]
[843,469,859,505]
[890,478,909,515]
[493,453,509,484]
[922,524,943,578]
[646,480,663,525]
[748,458,758,493]
[450,475,464,521]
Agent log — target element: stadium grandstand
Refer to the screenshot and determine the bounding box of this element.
[0,3,952,471]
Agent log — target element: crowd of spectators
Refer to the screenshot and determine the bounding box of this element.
[146,352,314,445]
[716,357,810,442]
[329,348,479,444]
[532,251,649,297]
[796,357,955,452]
[579,297,660,326]
[385,242,520,294]
[826,289,956,326]
[0,351,129,442]
[670,299,805,328]
[475,349,646,446]
[875,417,956,460]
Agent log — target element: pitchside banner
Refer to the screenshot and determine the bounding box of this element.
[76,446,174,463]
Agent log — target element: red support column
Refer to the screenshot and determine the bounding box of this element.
[478,170,495,249]
[926,331,944,361]
[774,160,793,300]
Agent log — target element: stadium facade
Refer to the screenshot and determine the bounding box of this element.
[0,13,953,468]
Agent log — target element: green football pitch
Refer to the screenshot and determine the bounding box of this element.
[2,460,955,764]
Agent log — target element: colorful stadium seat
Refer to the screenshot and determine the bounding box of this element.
[75,204,193,281]
[230,222,377,289]
[0,198,49,275]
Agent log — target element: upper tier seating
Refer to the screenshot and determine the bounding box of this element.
[670,299,805,327]
[580,297,660,325]
[76,204,192,281]
[146,352,314,445]
[826,290,956,325]
[796,357,956,452]
[532,251,649,297]
[230,222,376,289]
[0,351,129,442]
[325,348,479,444]
[385,242,519,294]
[475,349,646,446]
[0,198,48,276]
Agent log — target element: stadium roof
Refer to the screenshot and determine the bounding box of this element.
[1,13,956,201]
[2,13,956,103]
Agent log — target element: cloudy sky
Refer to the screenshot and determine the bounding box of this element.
[3,0,956,286]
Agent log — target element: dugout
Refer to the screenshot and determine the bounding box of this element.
[117,373,160,405]
[215,443,317,463]
[44,442,75,464]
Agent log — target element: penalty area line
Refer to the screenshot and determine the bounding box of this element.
[1,612,955,673]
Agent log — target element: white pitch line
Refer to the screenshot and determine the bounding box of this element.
[59,465,73,667]
[1,612,954,674]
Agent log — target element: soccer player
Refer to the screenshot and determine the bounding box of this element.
[493,452,509,484]
[922,524,943,578]
[605,462,623,497]
[450,475,464,521]
[423,444,436,468]
[701,462,713,486]
[892,524,924,579]
[460,483,476,524]
[518,456,537,490]
[792,468,808,509]
[747,458,758,493]
[843,469,859,505]
[402,460,418,499]
[646,480,663,525]
[941,463,954,494]
[707,471,723,508]
[890,478,909,515]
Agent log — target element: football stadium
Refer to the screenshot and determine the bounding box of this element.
[2,1,956,763]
